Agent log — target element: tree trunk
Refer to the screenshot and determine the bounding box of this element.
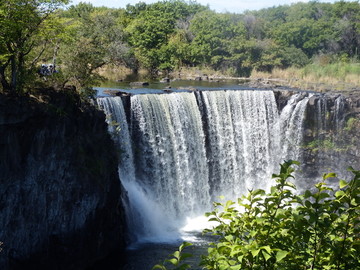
[10,55,17,92]
[0,63,11,91]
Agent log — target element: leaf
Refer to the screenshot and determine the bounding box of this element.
[252,189,265,197]
[237,255,244,262]
[261,246,272,254]
[225,200,235,208]
[172,251,180,259]
[225,235,234,242]
[179,242,192,252]
[166,258,178,266]
[251,248,261,257]
[276,250,288,262]
[335,190,345,198]
[323,172,337,180]
[304,190,312,198]
[285,181,296,189]
[305,200,312,208]
[318,192,330,200]
[262,250,271,261]
[339,179,348,189]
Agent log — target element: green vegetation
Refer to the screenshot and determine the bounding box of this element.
[154,161,360,269]
[345,117,360,132]
[1,0,359,94]
[153,242,194,270]
[302,62,360,80]
[0,0,69,93]
[305,139,336,151]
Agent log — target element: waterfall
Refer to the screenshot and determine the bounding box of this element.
[99,93,211,243]
[279,93,312,162]
[130,93,211,233]
[199,90,280,197]
[334,95,346,134]
[98,90,310,243]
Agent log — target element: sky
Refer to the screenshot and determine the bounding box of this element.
[67,0,344,13]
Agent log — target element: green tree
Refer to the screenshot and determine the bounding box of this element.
[125,0,206,74]
[0,0,68,93]
[329,1,360,58]
[271,18,332,57]
[189,11,251,74]
[54,4,134,93]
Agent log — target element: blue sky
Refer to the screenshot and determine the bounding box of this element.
[68,0,345,13]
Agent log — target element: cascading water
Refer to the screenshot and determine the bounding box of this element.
[98,89,311,244]
[279,93,312,164]
[334,95,346,135]
[129,93,211,241]
[198,90,280,197]
[99,93,211,243]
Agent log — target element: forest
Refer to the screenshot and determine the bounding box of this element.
[0,0,359,93]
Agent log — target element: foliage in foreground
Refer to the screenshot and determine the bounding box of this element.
[154,161,360,270]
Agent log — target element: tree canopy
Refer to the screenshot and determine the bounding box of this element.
[0,0,68,92]
[0,0,359,93]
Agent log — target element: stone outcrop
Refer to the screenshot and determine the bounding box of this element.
[0,89,127,269]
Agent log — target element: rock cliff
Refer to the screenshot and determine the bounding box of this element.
[301,92,360,181]
[0,89,127,269]
[275,89,360,185]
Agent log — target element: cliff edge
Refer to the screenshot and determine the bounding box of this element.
[0,89,127,269]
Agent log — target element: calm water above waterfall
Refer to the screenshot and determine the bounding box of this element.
[98,89,313,268]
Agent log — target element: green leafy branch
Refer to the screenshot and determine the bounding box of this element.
[152,242,193,270]
[154,161,360,270]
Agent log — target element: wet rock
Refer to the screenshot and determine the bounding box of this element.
[160,77,170,83]
[273,90,296,112]
[115,91,131,97]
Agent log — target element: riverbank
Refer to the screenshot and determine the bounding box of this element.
[168,64,360,95]
[97,63,360,96]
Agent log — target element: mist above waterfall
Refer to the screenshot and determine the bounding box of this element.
[98,89,311,243]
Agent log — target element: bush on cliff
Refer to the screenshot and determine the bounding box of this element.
[154,161,360,270]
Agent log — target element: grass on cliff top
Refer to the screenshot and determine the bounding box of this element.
[252,62,360,92]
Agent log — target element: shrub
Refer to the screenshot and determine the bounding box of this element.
[154,161,360,269]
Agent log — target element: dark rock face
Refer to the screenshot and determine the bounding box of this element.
[274,90,360,188]
[0,90,127,269]
[301,92,360,182]
[273,89,297,111]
